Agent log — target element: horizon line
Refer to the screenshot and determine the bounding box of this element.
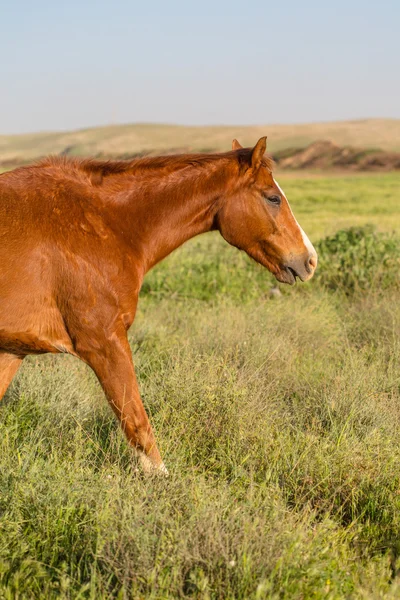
[1,116,399,138]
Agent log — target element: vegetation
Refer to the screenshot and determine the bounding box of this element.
[1,172,400,598]
[1,118,400,164]
[316,225,400,293]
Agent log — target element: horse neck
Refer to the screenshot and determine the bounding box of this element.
[116,159,234,274]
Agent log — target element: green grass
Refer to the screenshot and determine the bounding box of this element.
[281,172,400,238]
[1,172,400,598]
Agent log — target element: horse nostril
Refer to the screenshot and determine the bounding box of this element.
[308,254,317,270]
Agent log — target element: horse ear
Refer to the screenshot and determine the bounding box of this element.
[232,139,243,151]
[251,136,267,170]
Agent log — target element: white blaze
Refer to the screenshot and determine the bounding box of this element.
[273,177,317,259]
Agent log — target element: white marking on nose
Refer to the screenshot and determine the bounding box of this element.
[299,224,317,258]
[273,177,317,261]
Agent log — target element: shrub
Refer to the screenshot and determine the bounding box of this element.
[315,225,400,294]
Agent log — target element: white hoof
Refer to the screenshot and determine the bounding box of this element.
[137,451,169,476]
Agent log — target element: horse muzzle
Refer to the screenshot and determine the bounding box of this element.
[278,252,318,285]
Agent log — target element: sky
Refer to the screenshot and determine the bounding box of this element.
[0,0,399,134]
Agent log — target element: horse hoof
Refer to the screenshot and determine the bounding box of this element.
[139,453,169,477]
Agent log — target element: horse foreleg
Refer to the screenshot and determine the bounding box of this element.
[0,353,23,400]
[77,332,167,475]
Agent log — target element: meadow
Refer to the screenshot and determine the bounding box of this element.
[1,171,400,599]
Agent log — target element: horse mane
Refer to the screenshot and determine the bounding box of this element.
[32,149,275,186]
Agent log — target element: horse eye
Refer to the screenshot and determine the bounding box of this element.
[263,193,281,206]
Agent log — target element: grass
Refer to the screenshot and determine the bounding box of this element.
[1,118,400,163]
[278,172,400,238]
[1,172,400,598]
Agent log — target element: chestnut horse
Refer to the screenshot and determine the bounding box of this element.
[0,137,317,474]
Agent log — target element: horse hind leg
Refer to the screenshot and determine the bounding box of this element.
[0,353,24,401]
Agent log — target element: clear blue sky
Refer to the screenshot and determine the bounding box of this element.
[1,0,399,134]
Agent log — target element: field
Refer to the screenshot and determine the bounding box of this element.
[1,171,400,598]
[1,119,400,164]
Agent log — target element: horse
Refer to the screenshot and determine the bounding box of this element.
[0,137,317,474]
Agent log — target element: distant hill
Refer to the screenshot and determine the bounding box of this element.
[1,119,400,165]
[274,140,400,171]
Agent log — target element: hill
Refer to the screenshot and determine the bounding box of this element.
[275,140,400,171]
[1,119,400,165]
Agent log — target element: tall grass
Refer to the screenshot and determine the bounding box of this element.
[1,173,400,598]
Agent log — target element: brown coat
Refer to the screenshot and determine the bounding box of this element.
[0,138,317,473]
